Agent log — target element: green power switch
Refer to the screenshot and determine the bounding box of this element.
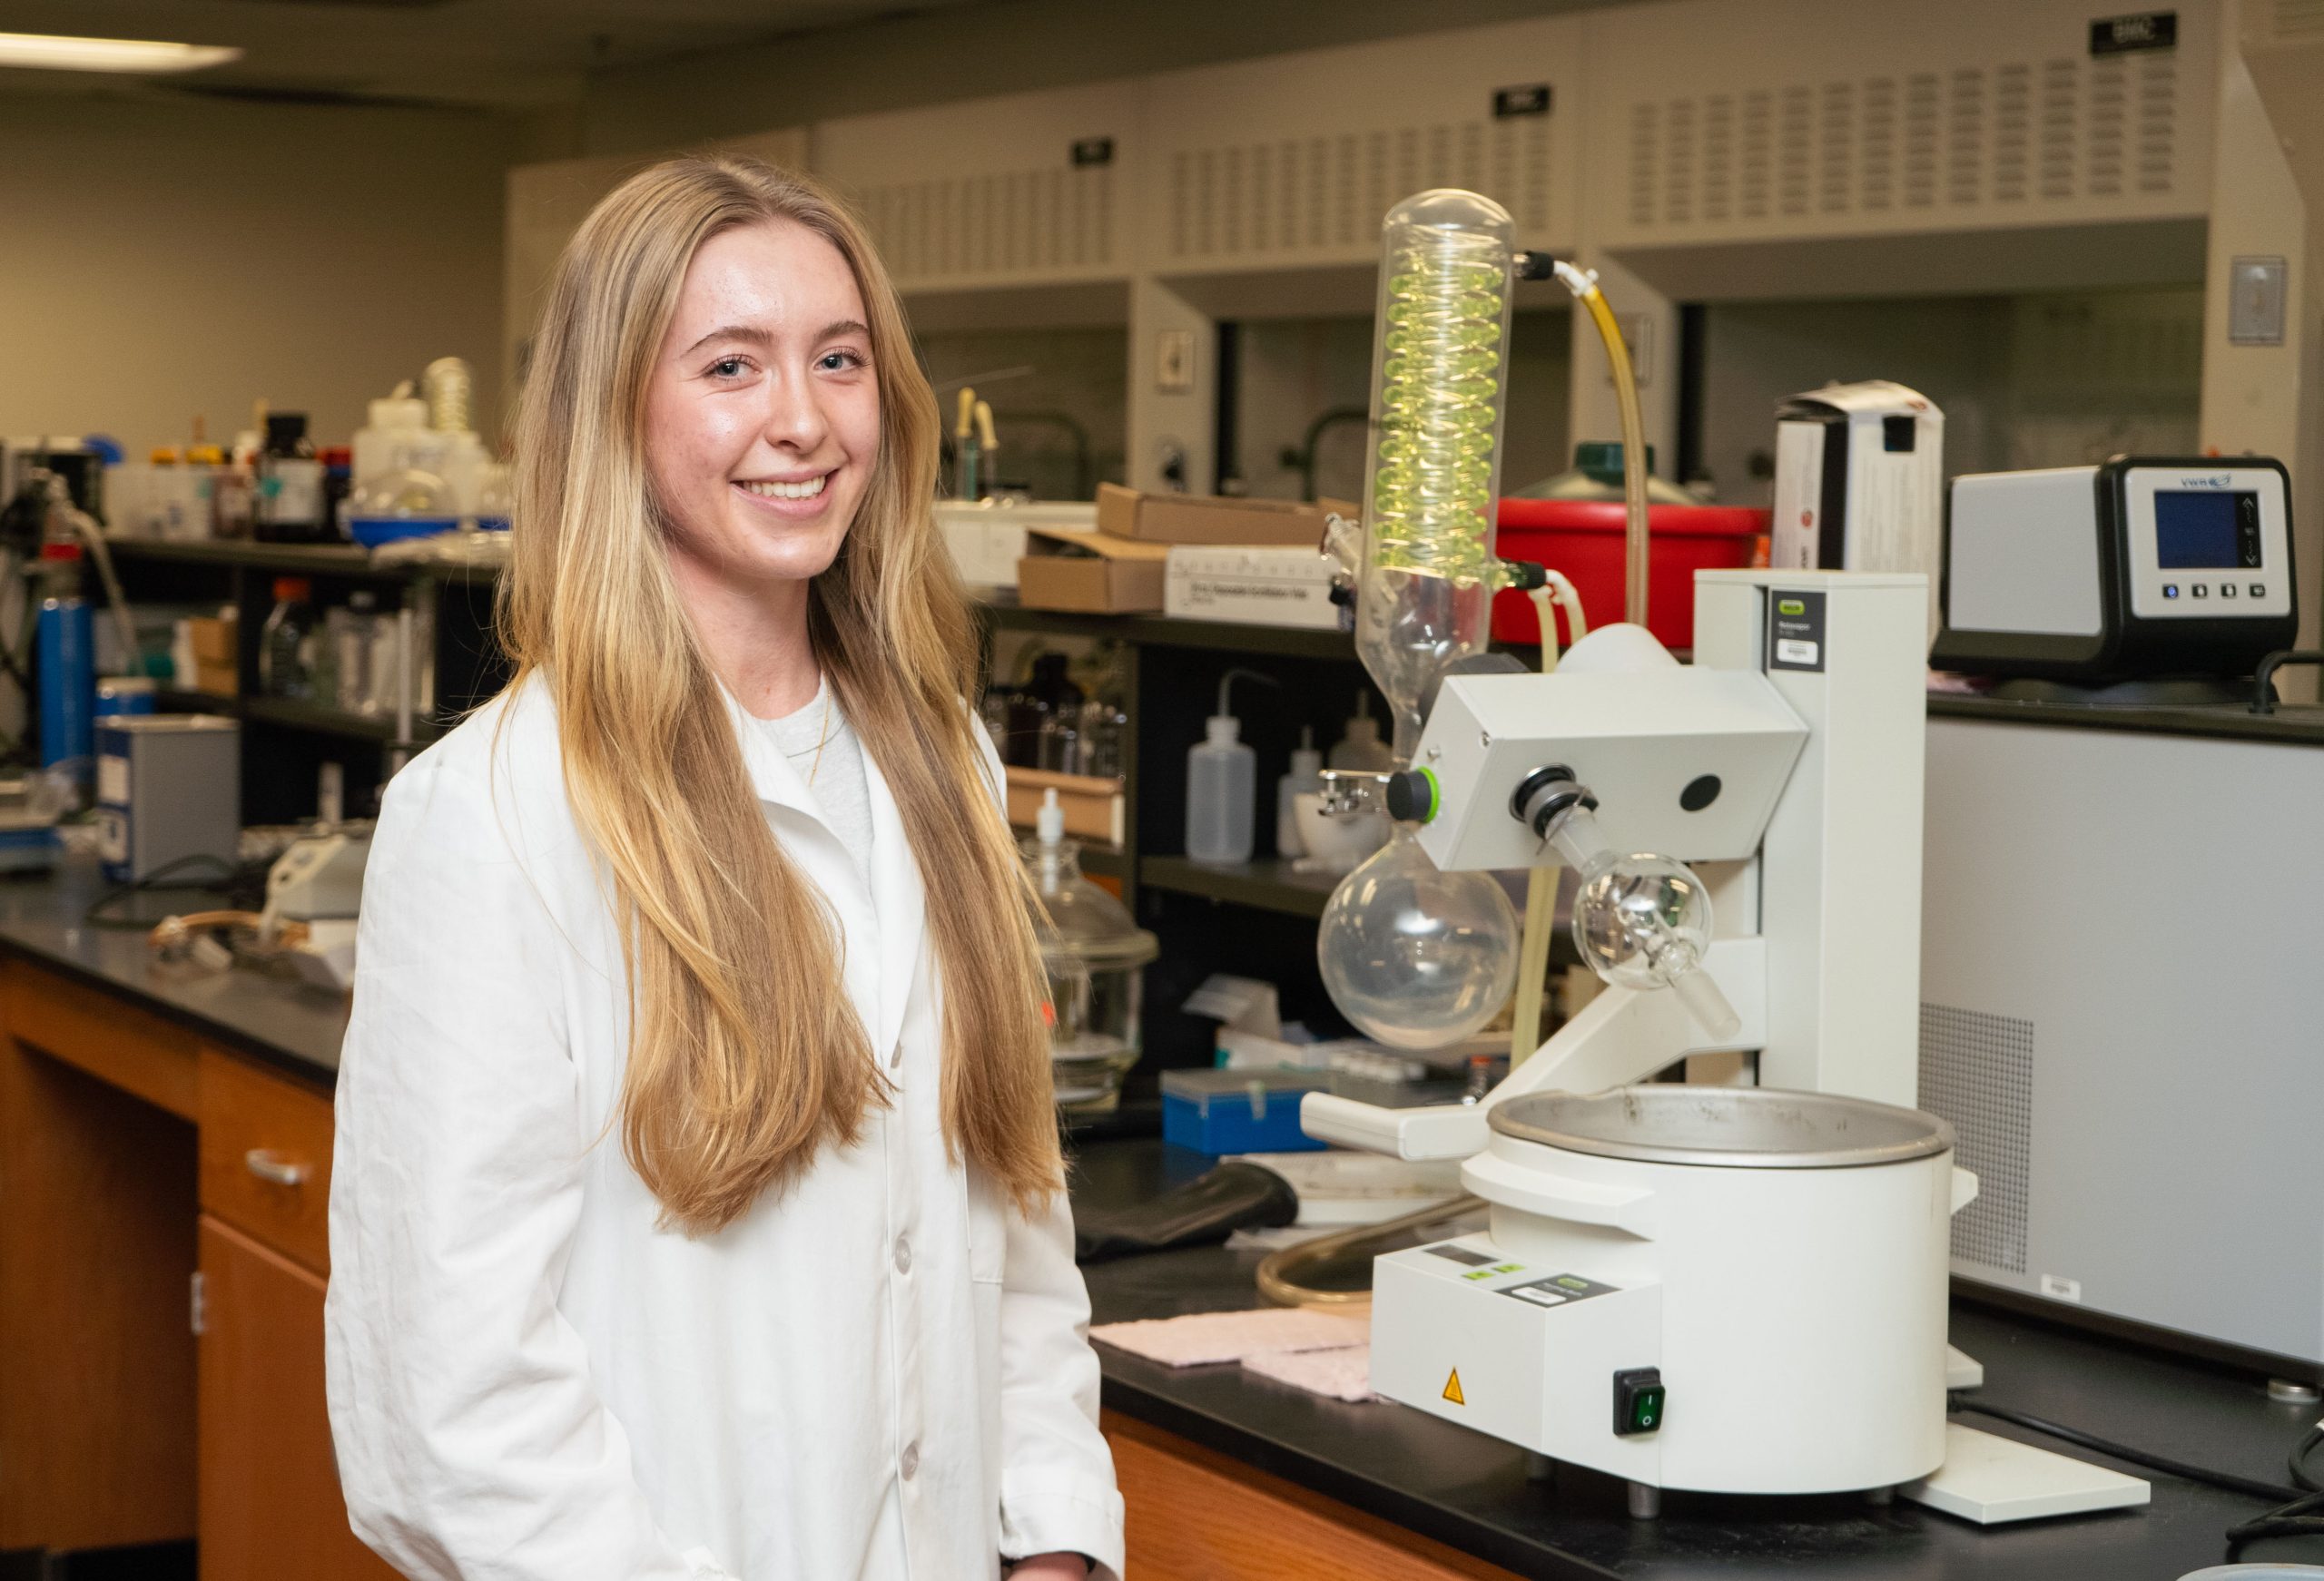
[1613,1368,1666,1436]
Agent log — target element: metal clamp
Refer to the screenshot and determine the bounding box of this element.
[1510,765,1597,841]
[244,1148,310,1187]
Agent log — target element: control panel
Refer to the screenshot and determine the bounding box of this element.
[2124,463,2292,620]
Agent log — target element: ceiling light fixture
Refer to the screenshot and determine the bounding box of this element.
[0,32,242,74]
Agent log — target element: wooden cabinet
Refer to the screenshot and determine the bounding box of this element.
[0,954,387,1574]
[200,1049,335,1275]
[0,960,198,1553]
[1105,1411,1522,1581]
[198,1215,394,1580]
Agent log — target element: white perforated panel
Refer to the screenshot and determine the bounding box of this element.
[2273,0,2324,40]
[812,83,1131,291]
[1142,15,1579,269]
[850,167,1116,283]
[1590,0,2213,247]
[1917,1003,2033,1275]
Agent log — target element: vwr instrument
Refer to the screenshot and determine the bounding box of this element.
[1932,456,2297,684]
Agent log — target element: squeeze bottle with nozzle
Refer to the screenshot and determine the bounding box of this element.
[1186,668,1276,863]
[1275,727,1324,859]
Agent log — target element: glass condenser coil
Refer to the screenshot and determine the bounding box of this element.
[1354,191,1519,764]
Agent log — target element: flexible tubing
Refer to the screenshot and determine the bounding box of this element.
[1256,1193,1485,1311]
[1545,567,1589,647]
[62,487,144,669]
[1509,587,1561,1065]
[1552,262,1652,630]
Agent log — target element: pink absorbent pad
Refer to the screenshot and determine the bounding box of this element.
[1242,1344,1379,1403]
[1088,1308,1370,1368]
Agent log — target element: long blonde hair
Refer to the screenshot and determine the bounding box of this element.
[501,155,1059,1233]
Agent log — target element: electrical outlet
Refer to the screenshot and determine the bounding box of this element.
[1156,329,1195,394]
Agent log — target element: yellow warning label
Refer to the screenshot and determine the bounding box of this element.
[1442,1369,1465,1406]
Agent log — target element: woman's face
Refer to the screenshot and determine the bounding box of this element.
[645,218,881,592]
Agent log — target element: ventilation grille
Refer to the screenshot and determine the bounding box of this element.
[2274,0,2324,41]
[854,164,1117,285]
[1165,115,1556,262]
[1626,50,2180,231]
[1918,1004,2033,1274]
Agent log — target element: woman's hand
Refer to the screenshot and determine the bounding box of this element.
[1006,1555,1090,1579]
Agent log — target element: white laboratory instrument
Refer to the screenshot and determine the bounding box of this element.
[1924,706,2324,1384]
[1931,457,2298,685]
[1300,187,2144,1525]
[261,830,369,991]
[1310,572,2143,1522]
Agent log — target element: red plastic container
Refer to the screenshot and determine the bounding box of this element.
[1492,497,1768,650]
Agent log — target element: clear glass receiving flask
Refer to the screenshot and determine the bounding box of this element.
[1315,826,1521,1052]
[1353,190,1521,762]
[1546,807,1740,1040]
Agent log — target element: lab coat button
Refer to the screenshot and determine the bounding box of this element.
[901,1440,920,1480]
[894,1235,911,1274]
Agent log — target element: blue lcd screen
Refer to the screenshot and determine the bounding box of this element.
[2154,490,2260,570]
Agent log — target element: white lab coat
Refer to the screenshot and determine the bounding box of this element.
[324,673,1126,1580]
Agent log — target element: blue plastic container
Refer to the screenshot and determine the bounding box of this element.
[1160,1068,1332,1155]
[36,596,94,773]
[348,515,458,548]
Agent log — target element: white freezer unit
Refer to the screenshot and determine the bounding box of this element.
[1919,705,2324,1379]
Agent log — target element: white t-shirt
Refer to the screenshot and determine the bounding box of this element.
[757,676,872,883]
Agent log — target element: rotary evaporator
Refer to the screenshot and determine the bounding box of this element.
[1286,190,2145,1525]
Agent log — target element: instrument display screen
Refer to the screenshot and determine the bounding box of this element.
[2154,489,2262,570]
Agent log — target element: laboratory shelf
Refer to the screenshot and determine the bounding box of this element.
[103,535,503,585]
[240,695,425,743]
[980,596,1358,661]
[153,687,237,714]
[1137,855,1342,918]
[105,536,410,579]
[1075,840,1131,880]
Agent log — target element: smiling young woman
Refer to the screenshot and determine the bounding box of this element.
[322,156,1123,1580]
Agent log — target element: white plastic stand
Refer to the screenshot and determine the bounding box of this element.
[1902,1424,2150,1523]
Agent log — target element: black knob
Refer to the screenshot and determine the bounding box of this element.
[1385,769,1437,824]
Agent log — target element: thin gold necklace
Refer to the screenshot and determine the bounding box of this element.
[809,682,832,785]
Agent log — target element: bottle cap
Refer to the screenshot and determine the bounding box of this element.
[272,576,311,600]
[1037,787,1064,846]
[1574,439,1655,486]
[1205,715,1240,745]
[1291,724,1322,778]
[369,396,428,430]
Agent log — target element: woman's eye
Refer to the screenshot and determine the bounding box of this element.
[820,349,866,372]
[709,356,749,378]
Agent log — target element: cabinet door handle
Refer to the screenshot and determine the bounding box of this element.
[244,1148,310,1187]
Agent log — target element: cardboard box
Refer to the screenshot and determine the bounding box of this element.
[1004,765,1124,846]
[188,614,237,664]
[936,500,1098,591]
[185,612,239,696]
[1165,544,1346,630]
[1095,483,1356,546]
[1015,525,1168,613]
